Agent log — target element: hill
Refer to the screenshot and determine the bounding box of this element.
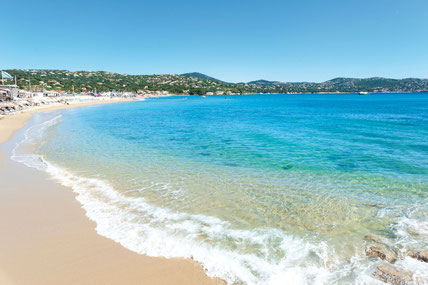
[248,80,281,86]
[181,72,222,82]
[248,77,428,93]
[3,69,428,95]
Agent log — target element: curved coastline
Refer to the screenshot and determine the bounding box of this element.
[0,99,222,285]
[1,95,427,284]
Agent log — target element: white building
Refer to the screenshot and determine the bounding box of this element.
[0,85,19,100]
[18,90,33,98]
[43,90,60,97]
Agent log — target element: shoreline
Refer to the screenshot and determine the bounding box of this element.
[0,99,222,285]
[0,97,132,167]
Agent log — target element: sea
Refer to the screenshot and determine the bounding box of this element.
[12,93,428,284]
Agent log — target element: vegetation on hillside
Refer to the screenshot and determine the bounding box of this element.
[182,72,222,82]
[3,69,428,95]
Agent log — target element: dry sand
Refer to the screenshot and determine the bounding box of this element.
[0,99,222,285]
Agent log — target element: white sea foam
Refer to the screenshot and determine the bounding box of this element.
[10,114,427,284]
[11,113,62,170]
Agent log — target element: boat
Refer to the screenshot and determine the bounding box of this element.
[358,91,369,95]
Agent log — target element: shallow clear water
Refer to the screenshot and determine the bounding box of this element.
[13,94,428,284]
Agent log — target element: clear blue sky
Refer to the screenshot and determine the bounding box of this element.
[1,0,427,82]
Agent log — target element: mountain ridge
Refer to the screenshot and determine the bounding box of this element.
[181,72,222,82]
[4,69,428,94]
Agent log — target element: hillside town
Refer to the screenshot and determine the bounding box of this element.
[5,69,428,97]
[0,71,145,116]
[2,69,428,116]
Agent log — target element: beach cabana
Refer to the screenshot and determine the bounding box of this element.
[0,88,11,100]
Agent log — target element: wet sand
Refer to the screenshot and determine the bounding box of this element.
[0,98,130,168]
[0,100,221,285]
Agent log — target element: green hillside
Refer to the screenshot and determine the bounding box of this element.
[182,72,222,82]
[3,69,428,95]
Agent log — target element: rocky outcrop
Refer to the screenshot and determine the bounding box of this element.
[0,98,69,115]
[365,233,428,284]
[366,243,397,263]
[0,102,29,115]
[374,263,413,285]
[407,250,428,263]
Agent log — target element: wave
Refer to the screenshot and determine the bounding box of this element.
[11,113,62,170]
[10,114,427,284]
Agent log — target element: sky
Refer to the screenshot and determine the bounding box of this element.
[1,0,428,83]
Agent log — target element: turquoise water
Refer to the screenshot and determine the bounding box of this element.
[14,94,428,284]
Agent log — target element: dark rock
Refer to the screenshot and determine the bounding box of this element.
[408,250,428,263]
[366,243,397,263]
[374,263,413,285]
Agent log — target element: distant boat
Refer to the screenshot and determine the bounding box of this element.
[202,95,207,98]
[358,91,369,95]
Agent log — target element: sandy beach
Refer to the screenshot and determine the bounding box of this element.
[0,99,221,285]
